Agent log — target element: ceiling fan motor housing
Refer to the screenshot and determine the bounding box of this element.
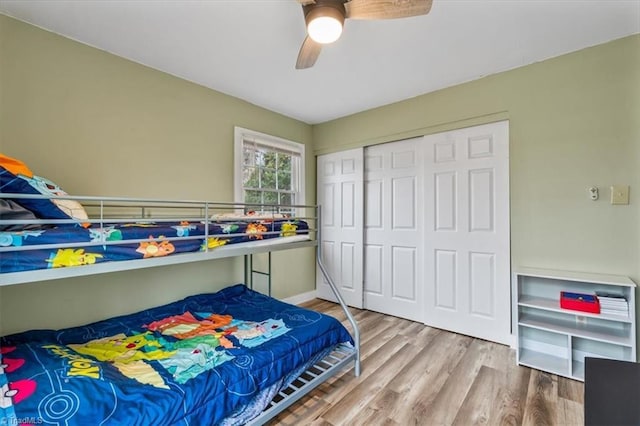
[303,0,347,29]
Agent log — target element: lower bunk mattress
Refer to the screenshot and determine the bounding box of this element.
[0,284,352,425]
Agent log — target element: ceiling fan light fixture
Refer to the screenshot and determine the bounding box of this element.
[306,5,345,44]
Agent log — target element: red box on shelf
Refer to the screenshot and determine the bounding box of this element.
[560,291,600,314]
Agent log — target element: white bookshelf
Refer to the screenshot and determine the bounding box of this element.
[515,267,636,381]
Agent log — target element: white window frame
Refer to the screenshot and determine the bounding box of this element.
[234,127,305,214]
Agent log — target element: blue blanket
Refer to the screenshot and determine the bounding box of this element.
[0,285,352,425]
[0,219,308,273]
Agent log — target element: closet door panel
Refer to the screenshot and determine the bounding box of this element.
[316,148,364,308]
[435,249,457,309]
[469,251,495,317]
[340,242,356,289]
[469,169,494,232]
[435,171,457,231]
[365,180,383,228]
[392,246,417,300]
[392,176,417,229]
[364,244,383,294]
[363,137,424,322]
[424,120,511,345]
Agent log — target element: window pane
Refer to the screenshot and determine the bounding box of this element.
[262,190,278,206]
[277,153,292,171]
[243,166,259,189]
[243,147,255,166]
[263,151,278,168]
[260,167,277,190]
[279,192,292,205]
[245,190,262,206]
[277,170,291,190]
[255,149,266,167]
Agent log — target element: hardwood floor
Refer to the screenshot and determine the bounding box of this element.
[269,300,584,426]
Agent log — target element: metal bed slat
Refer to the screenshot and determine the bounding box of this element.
[246,344,357,425]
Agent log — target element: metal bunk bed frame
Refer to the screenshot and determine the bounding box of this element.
[0,194,361,425]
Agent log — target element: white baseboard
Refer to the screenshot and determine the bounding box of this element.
[281,290,318,305]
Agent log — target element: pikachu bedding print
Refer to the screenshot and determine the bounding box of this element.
[0,218,308,274]
[0,284,353,425]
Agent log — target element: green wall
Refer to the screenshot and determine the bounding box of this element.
[314,34,640,286]
[0,15,316,335]
[1,12,639,340]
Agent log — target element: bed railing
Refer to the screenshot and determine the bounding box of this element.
[0,193,316,282]
[0,193,315,233]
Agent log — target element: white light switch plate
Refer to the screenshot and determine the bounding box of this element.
[610,185,630,205]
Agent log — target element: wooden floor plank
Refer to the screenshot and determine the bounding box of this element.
[416,338,495,425]
[452,365,500,426]
[269,300,584,426]
[320,342,422,424]
[396,333,475,425]
[386,330,463,394]
[378,332,469,424]
[273,394,329,426]
[558,376,584,404]
[488,353,531,426]
[557,397,584,426]
[522,369,558,426]
[317,334,411,405]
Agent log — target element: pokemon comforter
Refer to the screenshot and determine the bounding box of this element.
[0,284,352,425]
[0,219,308,274]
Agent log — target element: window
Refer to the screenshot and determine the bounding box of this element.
[234,127,305,215]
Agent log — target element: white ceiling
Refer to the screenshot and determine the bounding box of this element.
[1,1,639,124]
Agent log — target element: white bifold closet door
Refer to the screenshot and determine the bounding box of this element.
[316,148,364,309]
[363,137,425,322]
[316,121,510,345]
[423,121,510,345]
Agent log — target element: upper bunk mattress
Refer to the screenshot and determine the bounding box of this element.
[0,218,309,274]
[0,284,352,425]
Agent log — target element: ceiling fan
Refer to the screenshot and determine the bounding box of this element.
[295,0,433,69]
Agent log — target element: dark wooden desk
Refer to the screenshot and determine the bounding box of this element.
[584,357,640,426]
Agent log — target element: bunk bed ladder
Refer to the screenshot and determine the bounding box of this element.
[245,206,361,425]
[244,252,272,296]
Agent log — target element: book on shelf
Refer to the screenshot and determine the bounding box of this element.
[560,291,600,313]
[596,292,628,305]
[596,292,627,301]
[598,302,628,306]
[599,299,628,305]
[601,306,629,312]
[596,292,629,317]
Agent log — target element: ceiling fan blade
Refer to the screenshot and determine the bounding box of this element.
[345,0,433,20]
[296,36,322,69]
